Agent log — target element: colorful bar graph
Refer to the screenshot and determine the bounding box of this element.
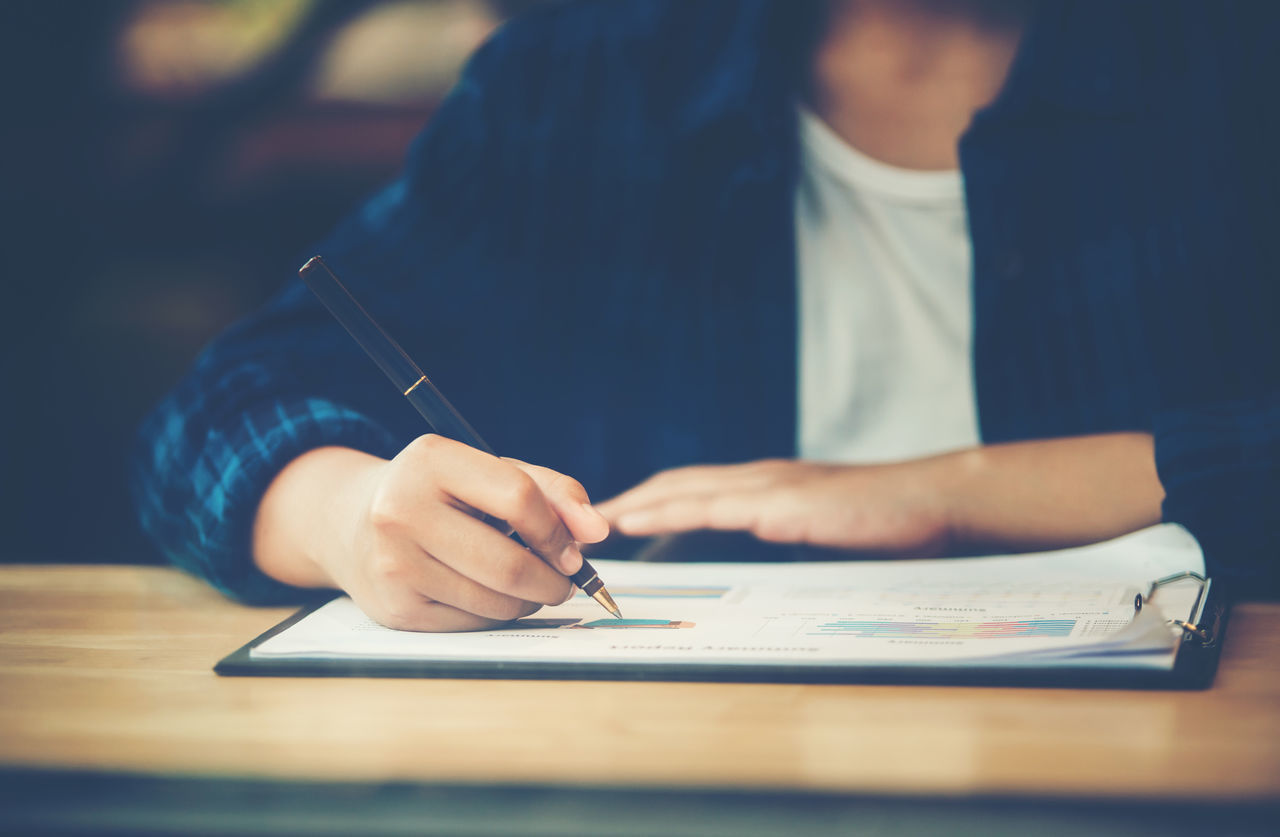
[810,619,1077,639]
[575,619,696,629]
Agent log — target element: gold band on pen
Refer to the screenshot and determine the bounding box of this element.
[403,375,427,396]
[577,573,603,595]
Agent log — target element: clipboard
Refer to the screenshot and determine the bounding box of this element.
[215,570,1228,691]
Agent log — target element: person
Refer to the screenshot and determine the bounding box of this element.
[133,0,1280,631]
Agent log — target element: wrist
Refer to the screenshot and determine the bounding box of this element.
[924,447,987,553]
[918,434,1165,555]
[252,446,386,589]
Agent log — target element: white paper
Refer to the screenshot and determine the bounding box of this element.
[252,524,1206,671]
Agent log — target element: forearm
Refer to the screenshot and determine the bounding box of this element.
[935,432,1164,554]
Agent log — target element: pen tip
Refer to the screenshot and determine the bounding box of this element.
[594,588,622,619]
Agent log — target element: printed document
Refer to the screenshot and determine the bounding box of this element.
[251,524,1207,671]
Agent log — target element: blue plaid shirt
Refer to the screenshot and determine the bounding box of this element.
[133,0,1280,603]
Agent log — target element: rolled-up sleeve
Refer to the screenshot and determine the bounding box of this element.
[134,391,397,604]
[1154,393,1280,586]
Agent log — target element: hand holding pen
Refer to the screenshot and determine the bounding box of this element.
[249,257,621,632]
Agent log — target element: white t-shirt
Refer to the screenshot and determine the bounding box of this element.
[795,107,980,463]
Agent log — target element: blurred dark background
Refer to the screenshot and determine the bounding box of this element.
[1,0,547,566]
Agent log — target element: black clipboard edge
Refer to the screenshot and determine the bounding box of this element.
[215,584,1229,691]
[1171,579,1229,688]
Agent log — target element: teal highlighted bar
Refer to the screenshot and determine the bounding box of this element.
[579,619,682,629]
[586,619,675,627]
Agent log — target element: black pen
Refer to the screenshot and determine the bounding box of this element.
[299,256,622,619]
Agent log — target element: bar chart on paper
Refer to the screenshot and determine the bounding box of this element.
[809,619,1078,639]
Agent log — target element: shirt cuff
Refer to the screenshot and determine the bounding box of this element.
[181,399,400,604]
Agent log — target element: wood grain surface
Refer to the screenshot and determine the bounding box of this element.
[1,565,1277,800]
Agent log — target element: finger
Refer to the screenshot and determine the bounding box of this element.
[596,462,780,521]
[422,506,575,605]
[370,589,541,633]
[613,491,763,536]
[367,530,565,619]
[594,466,720,519]
[508,459,610,545]
[406,435,580,573]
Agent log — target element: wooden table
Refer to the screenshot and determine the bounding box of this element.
[2,565,1278,835]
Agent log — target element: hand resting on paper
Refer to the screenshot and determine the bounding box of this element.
[252,434,609,631]
[599,459,951,558]
[597,433,1166,559]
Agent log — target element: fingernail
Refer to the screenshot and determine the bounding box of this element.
[582,502,608,525]
[560,585,577,605]
[560,542,584,575]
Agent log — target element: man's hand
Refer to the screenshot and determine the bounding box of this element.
[252,435,610,632]
[597,459,952,557]
[597,434,1165,558]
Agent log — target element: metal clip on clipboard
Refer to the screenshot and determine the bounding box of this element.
[1133,571,1215,644]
